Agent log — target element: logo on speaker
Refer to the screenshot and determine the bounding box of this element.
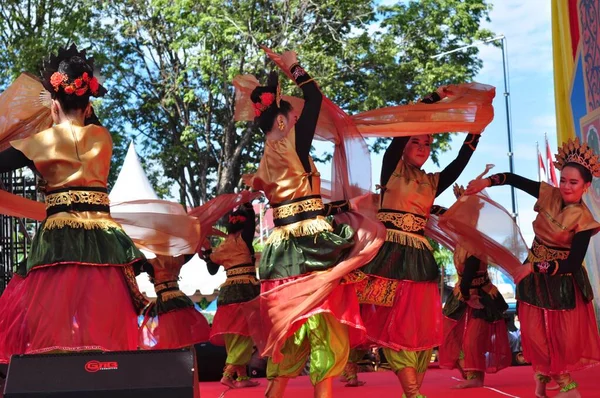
[85,360,119,373]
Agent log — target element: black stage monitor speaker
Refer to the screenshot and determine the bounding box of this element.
[3,348,198,398]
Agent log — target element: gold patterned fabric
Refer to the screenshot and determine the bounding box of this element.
[45,190,109,209]
[272,196,324,220]
[226,266,256,277]
[528,239,569,262]
[377,210,427,233]
[249,128,321,204]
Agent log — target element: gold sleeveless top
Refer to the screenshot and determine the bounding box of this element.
[11,122,118,230]
[210,234,253,269]
[250,128,331,243]
[148,255,187,301]
[529,182,600,261]
[378,159,440,248]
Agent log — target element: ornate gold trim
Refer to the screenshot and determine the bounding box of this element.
[226,266,256,277]
[46,190,110,209]
[384,229,432,250]
[267,217,333,245]
[528,240,569,262]
[272,197,325,220]
[554,137,600,177]
[44,217,121,230]
[377,211,427,233]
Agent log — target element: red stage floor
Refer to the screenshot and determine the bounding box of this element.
[200,366,600,398]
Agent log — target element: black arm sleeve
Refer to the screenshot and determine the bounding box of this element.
[241,203,256,256]
[292,64,323,173]
[206,259,221,276]
[532,230,593,275]
[0,146,34,174]
[436,134,480,196]
[459,255,481,299]
[488,173,540,198]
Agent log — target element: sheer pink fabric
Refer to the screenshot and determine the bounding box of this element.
[111,199,201,256]
[0,73,52,151]
[439,192,529,276]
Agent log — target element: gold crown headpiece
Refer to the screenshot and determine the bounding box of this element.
[453,183,465,199]
[554,137,600,178]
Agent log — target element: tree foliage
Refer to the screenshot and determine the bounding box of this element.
[0,0,495,207]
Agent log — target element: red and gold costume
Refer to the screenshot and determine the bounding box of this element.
[0,122,147,362]
[139,255,210,349]
[207,204,260,387]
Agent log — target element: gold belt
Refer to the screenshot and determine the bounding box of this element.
[377,210,427,233]
[155,280,180,295]
[45,190,110,209]
[226,266,255,277]
[529,239,569,262]
[272,196,324,220]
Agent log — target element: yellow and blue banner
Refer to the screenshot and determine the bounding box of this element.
[552,0,600,319]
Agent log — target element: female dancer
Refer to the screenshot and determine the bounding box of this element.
[465,137,600,398]
[438,185,512,388]
[139,254,211,349]
[243,51,363,398]
[203,202,261,388]
[358,90,483,398]
[0,44,147,361]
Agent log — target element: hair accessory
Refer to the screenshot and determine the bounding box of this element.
[41,43,107,98]
[253,92,275,117]
[554,137,600,177]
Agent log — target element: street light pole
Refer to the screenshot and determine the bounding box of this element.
[432,35,518,222]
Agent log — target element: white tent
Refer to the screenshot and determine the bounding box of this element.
[110,142,226,300]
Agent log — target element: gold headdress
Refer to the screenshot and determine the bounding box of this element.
[453,184,465,199]
[554,137,600,178]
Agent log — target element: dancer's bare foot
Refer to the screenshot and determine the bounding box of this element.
[345,377,366,387]
[535,376,548,398]
[451,378,483,389]
[220,375,237,389]
[339,374,349,383]
[235,379,260,388]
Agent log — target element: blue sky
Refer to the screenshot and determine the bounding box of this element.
[315,0,554,244]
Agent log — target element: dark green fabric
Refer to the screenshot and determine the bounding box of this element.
[218,283,260,306]
[259,223,354,280]
[24,221,145,274]
[516,267,593,310]
[360,241,440,282]
[148,293,195,316]
[443,287,508,323]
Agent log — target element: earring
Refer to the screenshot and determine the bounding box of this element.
[277,117,285,131]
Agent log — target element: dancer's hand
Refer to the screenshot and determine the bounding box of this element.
[465,178,490,195]
[511,266,532,284]
[465,295,484,309]
[281,51,298,69]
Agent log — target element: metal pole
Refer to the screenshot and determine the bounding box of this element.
[500,37,518,222]
[536,142,541,182]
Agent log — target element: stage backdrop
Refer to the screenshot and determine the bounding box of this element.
[553,0,600,321]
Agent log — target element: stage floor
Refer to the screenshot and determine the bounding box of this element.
[200,366,600,398]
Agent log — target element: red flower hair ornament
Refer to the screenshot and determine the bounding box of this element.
[50,71,100,96]
[253,92,276,117]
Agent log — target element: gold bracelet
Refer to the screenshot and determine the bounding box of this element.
[298,78,315,88]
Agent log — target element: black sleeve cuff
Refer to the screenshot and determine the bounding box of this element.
[290,63,313,86]
[488,173,507,187]
[421,92,441,104]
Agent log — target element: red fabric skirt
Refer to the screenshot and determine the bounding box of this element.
[519,288,600,376]
[210,303,253,346]
[140,307,210,350]
[360,280,442,351]
[439,310,512,373]
[0,265,139,363]
[260,277,366,349]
